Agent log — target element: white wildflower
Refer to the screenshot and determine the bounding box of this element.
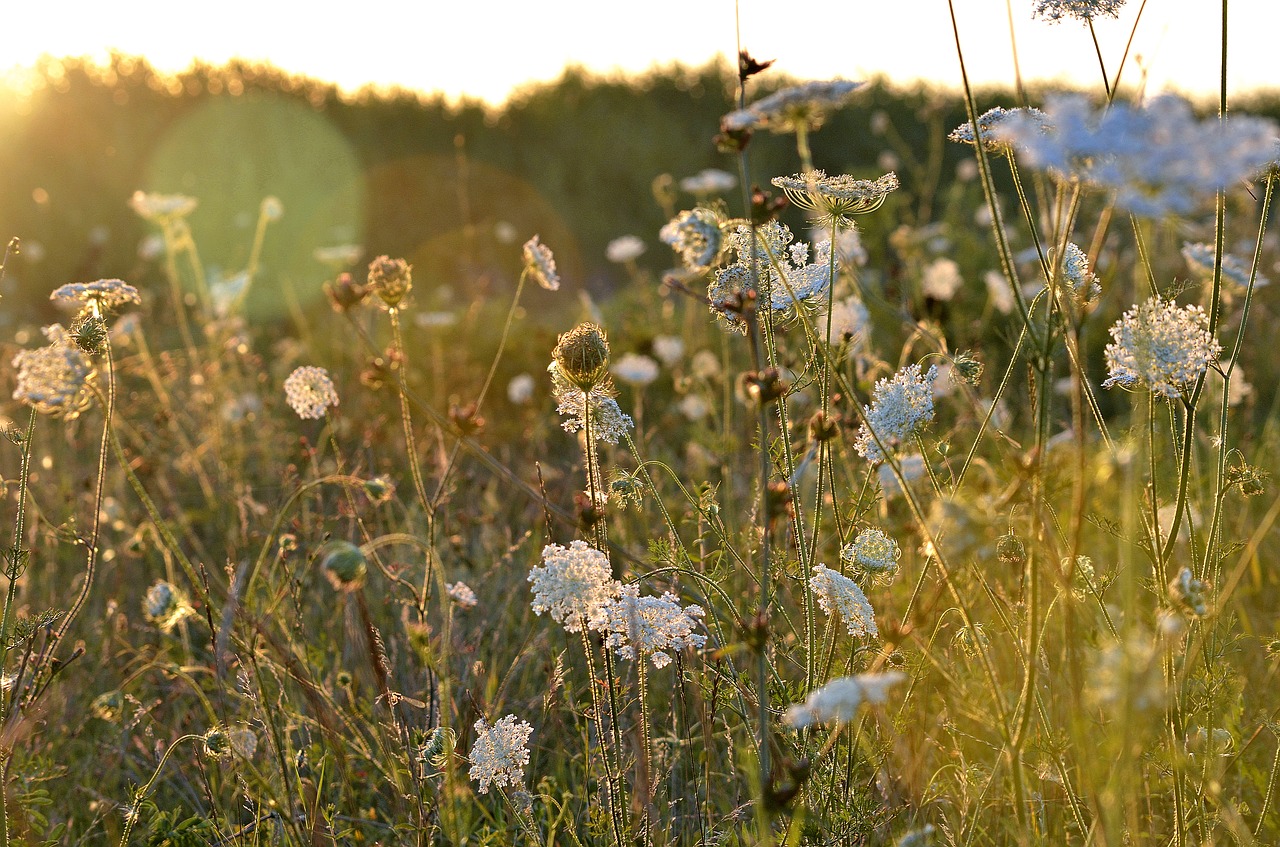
[283,366,340,420]
[651,335,684,367]
[841,529,901,580]
[949,107,1050,153]
[611,353,660,387]
[679,168,737,195]
[723,79,863,134]
[855,364,940,463]
[523,235,560,291]
[1181,242,1269,294]
[593,584,707,669]
[507,373,535,405]
[1052,242,1101,302]
[447,581,478,610]
[784,672,906,728]
[811,566,879,639]
[50,279,141,312]
[606,235,646,264]
[130,191,197,222]
[921,258,963,301]
[549,362,634,444]
[771,170,899,227]
[660,208,724,272]
[11,325,94,418]
[1102,298,1220,399]
[1033,0,1125,23]
[469,715,532,794]
[528,541,620,633]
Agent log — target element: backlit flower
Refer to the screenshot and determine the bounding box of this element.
[1102,297,1220,399]
[784,672,906,728]
[284,366,340,419]
[855,364,940,463]
[593,584,707,668]
[470,715,532,794]
[811,566,879,639]
[523,235,561,291]
[528,540,620,632]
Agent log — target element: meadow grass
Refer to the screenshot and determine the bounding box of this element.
[2,2,1280,845]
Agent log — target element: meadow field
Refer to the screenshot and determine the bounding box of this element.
[2,2,1280,844]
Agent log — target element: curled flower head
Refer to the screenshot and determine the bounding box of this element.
[855,364,940,463]
[660,208,725,272]
[772,170,899,226]
[722,79,863,134]
[811,565,879,639]
[366,255,412,309]
[523,235,561,291]
[841,528,901,580]
[11,324,94,418]
[318,540,368,592]
[784,672,906,728]
[553,323,611,389]
[1102,297,1220,399]
[284,366,339,419]
[130,191,197,222]
[593,584,707,668]
[469,715,532,794]
[528,540,620,632]
[50,279,141,313]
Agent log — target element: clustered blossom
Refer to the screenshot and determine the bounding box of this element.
[469,715,533,794]
[595,584,707,668]
[771,170,899,227]
[707,222,837,332]
[841,529,902,580]
[1168,567,1209,617]
[1102,297,1221,399]
[1053,242,1102,302]
[1181,242,1269,293]
[528,541,620,632]
[283,366,340,419]
[1033,0,1125,23]
[523,235,560,291]
[994,95,1279,217]
[921,257,963,301]
[660,208,725,272]
[605,235,646,264]
[854,364,940,463]
[811,566,879,639]
[784,672,906,728]
[611,353,660,387]
[447,581,478,610]
[50,279,141,312]
[949,107,1051,153]
[679,168,737,195]
[11,325,94,418]
[722,79,863,134]
[548,362,634,444]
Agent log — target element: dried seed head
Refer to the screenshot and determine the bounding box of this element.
[553,323,611,390]
[366,255,412,309]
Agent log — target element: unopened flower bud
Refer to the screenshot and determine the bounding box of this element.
[319,540,368,592]
[553,323,611,390]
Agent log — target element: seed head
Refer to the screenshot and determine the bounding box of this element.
[553,323,611,390]
[366,255,412,309]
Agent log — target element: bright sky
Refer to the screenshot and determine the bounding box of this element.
[3,0,1276,104]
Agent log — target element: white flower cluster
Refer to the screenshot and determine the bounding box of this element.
[469,715,533,794]
[522,235,560,291]
[784,671,906,728]
[611,353,660,387]
[130,190,197,222]
[811,566,879,639]
[660,207,724,272]
[447,581,478,610]
[994,95,1278,217]
[840,528,901,580]
[679,168,737,195]
[771,170,899,227]
[528,541,620,633]
[595,584,707,668]
[50,278,141,311]
[1032,0,1125,22]
[722,79,863,134]
[854,364,940,463]
[548,361,634,444]
[11,324,94,418]
[1181,242,1269,293]
[949,106,1050,152]
[921,258,963,301]
[1102,298,1221,399]
[606,235,646,264]
[1053,242,1101,302]
[283,366,340,420]
[707,222,836,332]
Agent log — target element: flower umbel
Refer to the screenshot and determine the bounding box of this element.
[11,324,95,418]
[660,207,725,272]
[528,540,620,632]
[784,672,907,728]
[593,584,707,668]
[50,279,141,312]
[854,364,940,463]
[284,366,340,419]
[523,235,561,291]
[1033,0,1125,23]
[841,529,902,580]
[469,715,533,794]
[811,565,879,639]
[1102,297,1220,399]
[771,170,899,226]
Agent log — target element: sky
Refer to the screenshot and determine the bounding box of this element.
[3,0,1276,105]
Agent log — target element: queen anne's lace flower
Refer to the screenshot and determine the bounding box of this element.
[11,325,94,418]
[771,170,899,227]
[130,191,197,222]
[611,353,660,387]
[950,107,1051,152]
[606,235,646,264]
[784,672,906,728]
[707,222,837,332]
[548,362,634,444]
[660,208,725,272]
[593,584,707,668]
[469,715,532,794]
[1102,298,1220,399]
[528,541,620,632]
[50,279,141,312]
[284,366,340,419]
[1033,0,1125,22]
[447,581,477,609]
[921,258,963,301]
[1052,242,1101,302]
[523,235,560,291]
[811,566,879,638]
[1181,242,1269,293]
[143,580,194,632]
[855,364,940,463]
[679,168,737,195]
[841,529,901,580]
[722,79,863,134]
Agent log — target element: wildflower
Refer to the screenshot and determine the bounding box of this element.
[783,672,906,728]
[949,107,1050,153]
[507,373,535,404]
[366,255,412,309]
[921,258,963,301]
[1051,242,1101,302]
[143,580,193,632]
[608,470,647,509]
[1033,0,1125,23]
[841,529,901,580]
[129,191,197,222]
[811,565,879,639]
[612,353,660,387]
[469,715,533,794]
[1102,297,1220,399]
[995,95,1278,217]
[324,272,368,312]
[606,235,646,264]
[523,235,560,291]
[50,279,141,312]
[284,366,340,419]
[722,79,863,134]
[985,270,1015,315]
[678,394,709,420]
[679,168,737,195]
[660,208,725,272]
[593,584,707,668]
[1181,242,1269,295]
[771,170,899,227]
[1168,567,1209,617]
[11,325,94,418]
[708,222,836,331]
[447,581,478,610]
[855,364,941,463]
[553,323,611,390]
[822,296,870,354]
[318,540,368,592]
[651,335,684,366]
[528,540,620,632]
[417,725,457,771]
[878,454,926,497]
[549,362,635,444]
